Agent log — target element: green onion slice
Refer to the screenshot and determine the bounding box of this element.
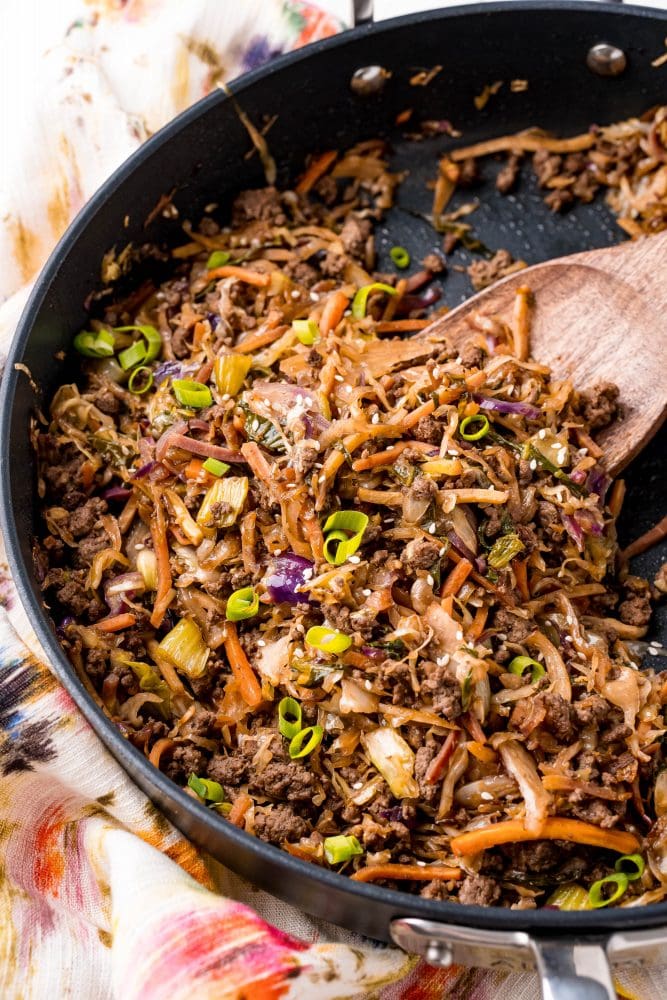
[278,697,302,740]
[118,340,147,371]
[225,586,259,622]
[351,282,398,319]
[389,246,411,269]
[292,319,319,346]
[322,510,369,566]
[207,250,231,270]
[114,324,162,362]
[73,329,116,358]
[323,834,364,865]
[588,872,629,908]
[127,366,154,394]
[615,854,645,882]
[508,656,545,684]
[305,625,352,655]
[459,414,490,441]
[172,379,213,409]
[202,457,229,478]
[187,773,225,803]
[288,724,324,759]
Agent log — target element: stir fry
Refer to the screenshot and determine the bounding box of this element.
[35,110,667,910]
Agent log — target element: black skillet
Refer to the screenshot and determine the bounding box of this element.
[1,4,666,996]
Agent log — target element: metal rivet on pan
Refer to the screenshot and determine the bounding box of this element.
[586,42,627,77]
[350,65,391,97]
[425,941,453,967]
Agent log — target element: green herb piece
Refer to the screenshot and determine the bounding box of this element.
[508,656,545,684]
[124,659,170,717]
[488,532,525,569]
[323,834,364,864]
[292,319,319,345]
[588,873,629,908]
[523,443,585,498]
[73,329,116,358]
[207,250,231,269]
[172,379,213,409]
[288,724,324,759]
[305,626,352,655]
[615,854,645,882]
[389,246,411,269]
[202,457,229,477]
[118,341,147,370]
[187,773,225,803]
[459,414,490,441]
[461,669,473,710]
[225,586,259,622]
[128,366,154,394]
[322,510,369,566]
[240,404,286,453]
[351,282,398,319]
[367,638,408,660]
[278,697,302,739]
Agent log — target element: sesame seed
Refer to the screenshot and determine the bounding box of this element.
[257,639,266,647]
[538,429,547,439]
[296,394,304,405]
[648,647,659,656]
[447,449,458,457]
[352,781,363,789]
[455,356,462,364]
[456,630,463,641]
[364,680,372,690]
[480,791,494,801]
[313,441,321,451]
[334,374,344,382]
[221,393,230,401]
[432,367,440,378]
[415,860,427,867]
[371,413,380,424]
[302,568,314,580]
[304,397,313,406]
[362,589,372,597]
[529,459,537,471]
[426,574,435,587]
[349,555,361,564]
[263,397,271,407]
[290,289,300,299]
[310,291,320,302]
[318,474,326,483]
[274,549,282,556]
[293,648,304,658]
[436,654,450,667]
[135,543,145,551]
[428,523,437,534]
[439,547,447,557]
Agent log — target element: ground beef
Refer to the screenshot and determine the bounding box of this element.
[420,879,450,900]
[421,252,446,273]
[231,187,286,226]
[42,568,105,621]
[339,214,371,258]
[414,744,439,804]
[458,341,486,369]
[545,189,574,212]
[320,250,347,279]
[41,445,86,501]
[207,753,249,788]
[408,474,438,504]
[283,260,319,286]
[618,576,652,627]
[496,153,521,194]
[458,873,501,906]
[573,694,610,729]
[250,759,318,804]
[604,750,638,785]
[412,415,443,445]
[324,604,351,632]
[421,662,462,719]
[570,799,618,827]
[578,381,621,432]
[467,249,519,291]
[254,805,309,844]
[314,175,338,205]
[164,744,207,782]
[539,692,575,742]
[90,389,121,416]
[84,648,109,683]
[67,497,109,538]
[599,722,632,747]
[493,608,532,642]
[401,537,442,570]
[533,150,562,186]
[74,529,110,567]
[536,500,562,540]
[500,839,562,873]
[378,658,413,706]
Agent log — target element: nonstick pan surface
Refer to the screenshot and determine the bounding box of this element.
[1,2,666,950]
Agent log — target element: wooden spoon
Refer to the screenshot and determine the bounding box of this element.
[414,231,667,475]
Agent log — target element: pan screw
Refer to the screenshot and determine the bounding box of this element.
[586,42,627,77]
[350,65,391,97]
[425,941,453,967]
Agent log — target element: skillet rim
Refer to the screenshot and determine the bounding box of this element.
[2,0,667,938]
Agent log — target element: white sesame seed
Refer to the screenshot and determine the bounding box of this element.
[529,459,537,471]
[538,429,547,439]
[304,397,313,406]
[257,639,266,647]
[426,574,435,587]
[293,648,304,658]
[362,588,372,597]
[447,449,458,457]
[334,374,344,382]
[352,781,363,789]
[432,367,440,378]
[415,860,427,867]
[438,547,447,557]
[135,543,145,551]
[648,647,659,656]
[318,474,326,483]
[296,394,304,405]
[290,289,300,299]
[349,555,361,564]
[302,568,314,580]
[364,680,372,690]
[371,413,380,424]
[221,393,230,401]
[456,630,463,641]
[480,791,494,801]
[455,356,462,364]
[428,523,437,534]
[436,654,450,667]
[263,397,271,407]
[309,291,320,302]
[313,441,321,451]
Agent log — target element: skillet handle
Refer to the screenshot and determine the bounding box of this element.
[532,939,615,1000]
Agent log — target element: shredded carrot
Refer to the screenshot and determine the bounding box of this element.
[295,149,337,194]
[450,817,640,857]
[351,863,462,883]
[233,323,289,354]
[514,559,530,601]
[608,479,626,519]
[541,774,630,801]
[150,497,174,629]
[382,278,406,322]
[400,398,435,432]
[320,290,350,335]
[240,511,259,575]
[206,265,270,286]
[223,622,263,708]
[302,507,325,562]
[148,737,175,769]
[512,285,532,361]
[466,741,497,764]
[441,558,473,598]
[425,731,459,784]
[576,429,603,459]
[622,515,667,561]
[228,792,253,827]
[95,612,137,633]
[395,108,413,125]
[375,319,431,333]
[468,604,489,640]
[184,458,204,479]
[352,441,410,472]
[440,594,454,616]
[81,460,96,490]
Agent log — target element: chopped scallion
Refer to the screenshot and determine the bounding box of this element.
[207,250,231,270]
[73,329,116,358]
[172,379,213,409]
[323,834,363,865]
[118,340,147,371]
[322,510,369,566]
[508,656,545,684]
[114,324,162,362]
[588,872,628,908]
[615,854,645,882]
[288,724,323,759]
[305,625,352,655]
[188,773,225,803]
[278,697,302,739]
[225,586,259,622]
[459,414,490,441]
[128,366,154,394]
[389,246,410,269]
[202,457,229,478]
[351,282,398,319]
[292,319,319,345]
